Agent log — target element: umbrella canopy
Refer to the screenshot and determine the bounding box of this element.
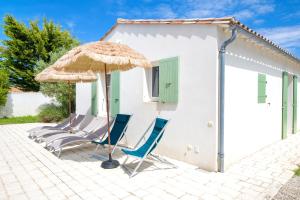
[35,66,97,83]
[51,41,152,73]
[35,66,98,126]
[50,41,152,169]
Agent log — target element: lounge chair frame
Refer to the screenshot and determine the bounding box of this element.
[47,118,112,157]
[34,115,91,142]
[51,138,97,158]
[28,113,77,138]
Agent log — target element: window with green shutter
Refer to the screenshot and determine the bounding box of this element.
[258,73,267,103]
[159,57,179,103]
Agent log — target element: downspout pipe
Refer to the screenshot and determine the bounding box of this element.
[218,26,237,173]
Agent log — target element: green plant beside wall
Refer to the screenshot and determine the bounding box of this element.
[0,69,9,106]
[38,104,66,122]
[36,48,76,121]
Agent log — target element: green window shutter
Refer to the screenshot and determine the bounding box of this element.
[91,81,98,116]
[293,75,297,134]
[159,57,179,103]
[282,71,288,139]
[258,74,267,103]
[110,72,120,117]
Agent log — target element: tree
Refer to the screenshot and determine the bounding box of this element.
[1,15,79,91]
[0,69,9,106]
[0,46,9,106]
[36,48,75,116]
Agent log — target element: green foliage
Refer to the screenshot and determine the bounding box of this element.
[0,69,9,106]
[1,15,79,91]
[0,115,40,125]
[0,46,6,71]
[38,104,66,123]
[36,48,76,116]
[295,167,300,176]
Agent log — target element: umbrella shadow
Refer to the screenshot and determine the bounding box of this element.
[59,143,125,163]
[90,147,126,161]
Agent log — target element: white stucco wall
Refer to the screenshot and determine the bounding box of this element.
[76,83,92,115]
[0,92,53,118]
[77,24,220,171]
[218,29,300,168]
[76,23,300,171]
[297,80,300,131]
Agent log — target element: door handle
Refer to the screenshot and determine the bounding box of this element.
[166,83,172,88]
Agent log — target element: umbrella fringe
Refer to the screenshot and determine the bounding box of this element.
[50,41,152,73]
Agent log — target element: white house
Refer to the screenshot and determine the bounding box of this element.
[76,17,300,172]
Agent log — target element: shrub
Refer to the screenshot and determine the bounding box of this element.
[38,104,67,123]
[0,69,9,106]
[36,48,76,116]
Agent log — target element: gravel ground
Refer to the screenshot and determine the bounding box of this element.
[273,176,300,200]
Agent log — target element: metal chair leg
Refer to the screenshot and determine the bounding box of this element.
[123,155,129,165]
[130,158,144,178]
[112,145,117,154]
[95,144,100,152]
[57,148,62,158]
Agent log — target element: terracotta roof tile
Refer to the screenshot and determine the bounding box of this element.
[9,87,23,93]
[100,17,300,63]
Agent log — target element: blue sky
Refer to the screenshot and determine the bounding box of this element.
[1,0,300,57]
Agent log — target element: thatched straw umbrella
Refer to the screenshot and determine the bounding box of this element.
[35,66,97,125]
[52,41,152,169]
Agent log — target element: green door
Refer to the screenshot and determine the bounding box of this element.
[282,72,288,139]
[293,75,298,134]
[91,81,98,116]
[110,72,120,117]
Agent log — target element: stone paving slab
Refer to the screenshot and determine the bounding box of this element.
[0,123,300,200]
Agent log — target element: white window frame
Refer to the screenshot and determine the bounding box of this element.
[143,60,160,102]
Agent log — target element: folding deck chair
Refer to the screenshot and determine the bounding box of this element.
[92,114,132,154]
[121,117,174,177]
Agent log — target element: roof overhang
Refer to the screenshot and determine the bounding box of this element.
[100,17,300,64]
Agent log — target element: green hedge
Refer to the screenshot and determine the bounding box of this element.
[38,103,66,123]
[0,69,9,106]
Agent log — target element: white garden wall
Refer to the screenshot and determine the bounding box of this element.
[0,92,53,118]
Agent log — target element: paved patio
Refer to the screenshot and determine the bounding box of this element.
[0,124,300,200]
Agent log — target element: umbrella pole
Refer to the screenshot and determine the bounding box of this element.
[101,64,120,169]
[68,82,72,125]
